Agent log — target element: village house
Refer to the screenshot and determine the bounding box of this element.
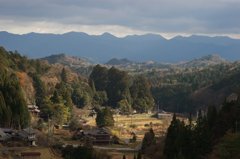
[157,110,172,120]
[28,105,40,115]
[78,128,113,145]
[17,128,37,145]
[0,128,12,143]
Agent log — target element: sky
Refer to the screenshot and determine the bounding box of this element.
[0,0,240,39]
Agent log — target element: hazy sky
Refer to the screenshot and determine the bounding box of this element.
[0,0,240,39]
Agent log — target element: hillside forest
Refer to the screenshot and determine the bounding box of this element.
[2,46,240,158]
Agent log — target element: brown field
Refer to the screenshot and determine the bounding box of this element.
[20,147,62,159]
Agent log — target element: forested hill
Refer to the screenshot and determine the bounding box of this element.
[141,54,228,69]
[0,46,94,129]
[105,58,133,65]
[148,61,240,113]
[1,31,240,63]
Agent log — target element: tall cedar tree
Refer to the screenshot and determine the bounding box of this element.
[89,64,108,91]
[106,66,131,107]
[164,113,180,158]
[194,109,212,157]
[51,90,60,104]
[130,76,155,113]
[61,67,67,83]
[96,106,114,127]
[137,150,141,159]
[64,90,73,111]
[141,128,156,153]
[176,113,195,159]
[29,72,45,107]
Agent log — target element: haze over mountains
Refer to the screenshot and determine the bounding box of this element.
[0,31,240,63]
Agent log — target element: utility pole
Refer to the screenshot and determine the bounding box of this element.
[131,113,133,126]
[161,102,163,110]
[235,120,238,132]
[158,101,159,112]
[117,112,118,127]
[48,114,49,135]
[177,103,178,114]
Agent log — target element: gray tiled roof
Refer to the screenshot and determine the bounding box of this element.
[0,128,15,133]
[83,128,112,136]
[0,128,7,137]
[23,128,37,135]
[18,132,28,138]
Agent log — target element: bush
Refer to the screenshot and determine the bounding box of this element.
[130,124,137,128]
[145,124,150,127]
[52,143,63,150]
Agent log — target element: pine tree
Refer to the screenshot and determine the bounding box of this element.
[133,154,136,159]
[141,128,156,153]
[64,90,73,111]
[51,90,60,104]
[164,113,180,158]
[61,67,67,83]
[194,109,212,157]
[123,154,126,159]
[95,106,114,127]
[0,91,6,126]
[137,150,141,159]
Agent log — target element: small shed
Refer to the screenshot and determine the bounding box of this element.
[21,152,41,159]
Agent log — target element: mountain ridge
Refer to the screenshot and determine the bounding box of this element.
[1,31,240,63]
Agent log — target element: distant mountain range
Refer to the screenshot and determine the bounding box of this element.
[0,31,240,63]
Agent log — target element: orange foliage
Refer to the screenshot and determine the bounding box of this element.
[14,58,20,63]
[16,72,26,87]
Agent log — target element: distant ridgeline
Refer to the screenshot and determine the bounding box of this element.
[105,58,133,65]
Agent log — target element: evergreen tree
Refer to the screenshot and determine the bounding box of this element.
[134,154,136,159]
[35,59,42,74]
[51,90,60,104]
[141,128,156,153]
[61,67,67,83]
[123,154,126,159]
[95,106,114,127]
[130,76,154,113]
[64,90,73,111]
[194,110,212,157]
[164,113,180,158]
[89,64,108,91]
[137,150,141,159]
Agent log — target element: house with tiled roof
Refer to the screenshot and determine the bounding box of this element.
[81,128,113,145]
[16,128,37,145]
[0,128,12,143]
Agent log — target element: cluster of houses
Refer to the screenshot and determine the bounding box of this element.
[0,127,37,145]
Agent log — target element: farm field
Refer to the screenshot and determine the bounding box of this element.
[20,148,61,159]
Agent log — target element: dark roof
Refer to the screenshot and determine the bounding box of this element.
[21,152,41,156]
[0,131,12,141]
[83,128,112,136]
[18,132,28,138]
[0,128,7,137]
[23,128,37,134]
[0,128,15,133]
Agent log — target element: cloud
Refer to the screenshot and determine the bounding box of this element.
[0,0,240,38]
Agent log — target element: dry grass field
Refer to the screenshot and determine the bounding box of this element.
[87,115,171,140]
[20,147,62,159]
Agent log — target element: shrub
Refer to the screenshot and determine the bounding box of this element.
[130,124,137,128]
[145,124,150,127]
